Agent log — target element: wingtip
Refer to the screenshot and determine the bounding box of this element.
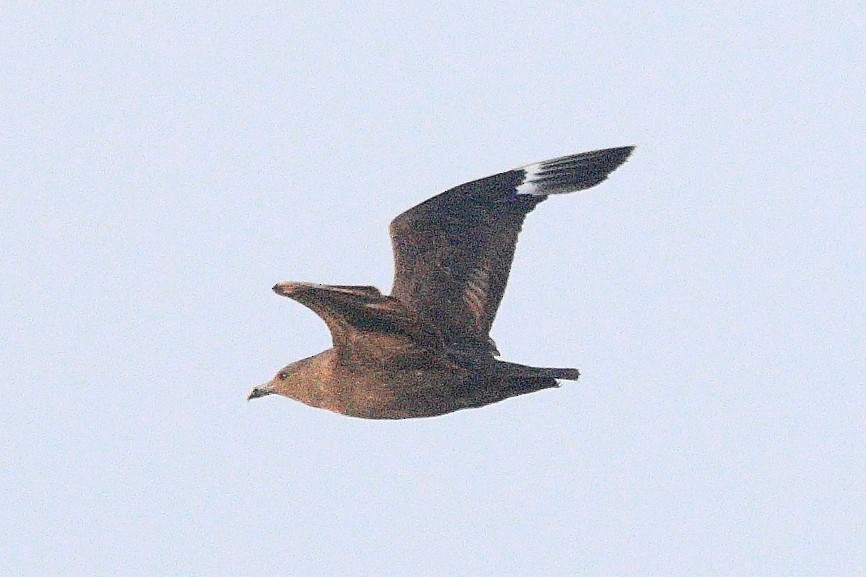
[603,145,635,163]
[615,145,635,166]
[516,145,635,196]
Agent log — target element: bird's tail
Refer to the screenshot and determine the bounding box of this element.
[495,360,580,381]
[529,367,581,380]
[488,360,579,399]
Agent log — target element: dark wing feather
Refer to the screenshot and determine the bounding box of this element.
[389,146,633,354]
[273,282,443,363]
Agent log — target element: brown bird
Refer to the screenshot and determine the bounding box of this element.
[248,146,633,418]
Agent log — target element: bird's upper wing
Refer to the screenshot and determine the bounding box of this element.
[389,146,633,354]
[272,282,443,364]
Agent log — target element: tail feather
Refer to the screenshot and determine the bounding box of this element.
[495,360,580,381]
[532,367,581,381]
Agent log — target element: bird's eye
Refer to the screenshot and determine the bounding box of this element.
[279,372,288,380]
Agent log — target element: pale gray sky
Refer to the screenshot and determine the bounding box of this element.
[2,3,864,576]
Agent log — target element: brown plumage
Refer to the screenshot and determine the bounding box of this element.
[248,146,634,418]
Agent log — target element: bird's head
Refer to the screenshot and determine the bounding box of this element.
[247,354,328,403]
[247,363,297,401]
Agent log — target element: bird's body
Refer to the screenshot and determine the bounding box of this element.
[258,333,578,419]
[249,146,633,418]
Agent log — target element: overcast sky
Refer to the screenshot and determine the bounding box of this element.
[2,3,864,576]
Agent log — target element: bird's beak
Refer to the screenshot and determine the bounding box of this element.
[247,384,274,401]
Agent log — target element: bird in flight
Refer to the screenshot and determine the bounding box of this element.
[249,146,633,418]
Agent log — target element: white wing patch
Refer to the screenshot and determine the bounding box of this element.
[514,161,546,196]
